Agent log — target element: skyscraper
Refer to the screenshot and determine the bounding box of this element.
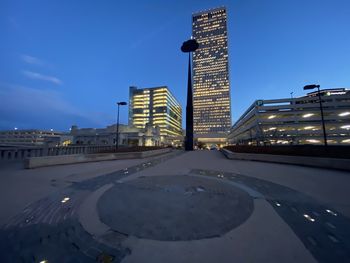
[129,86,182,144]
[192,7,231,147]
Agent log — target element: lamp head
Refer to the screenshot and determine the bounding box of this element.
[181,39,199,53]
[303,84,320,90]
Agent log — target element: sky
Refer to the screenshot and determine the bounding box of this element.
[1,0,350,131]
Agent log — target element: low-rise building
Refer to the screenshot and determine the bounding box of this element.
[70,123,161,147]
[0,129,72,147]
[228,88,350,145]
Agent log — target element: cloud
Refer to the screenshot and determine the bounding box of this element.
[22,70,62,85]
[21,54,45,66]
[0,83,112,130]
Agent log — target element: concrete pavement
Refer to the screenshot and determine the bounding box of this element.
[0,151,176,225]
[0,150,349,262]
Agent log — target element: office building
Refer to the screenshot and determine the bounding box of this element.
[192,6,231,147]
[228,88,350,145]
[129,86,182,144]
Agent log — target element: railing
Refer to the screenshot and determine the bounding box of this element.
[0,145,116,161]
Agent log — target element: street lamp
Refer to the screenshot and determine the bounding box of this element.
[116,101,127,151]
[303,84,327,146]
[181,38,199,151]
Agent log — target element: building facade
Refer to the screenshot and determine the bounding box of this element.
[129,86,182,145]
[192,7,231,147]
[0,129,72,147]
[228,89,350,145]
[70,124,160,147]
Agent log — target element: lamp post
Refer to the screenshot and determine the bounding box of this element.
[181,38,199,151]
[116,101,127,151]
[303,84,327,146]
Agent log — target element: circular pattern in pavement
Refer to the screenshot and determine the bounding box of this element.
[97,175,254,241]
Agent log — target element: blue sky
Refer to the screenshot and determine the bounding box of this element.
[1,0,350,131]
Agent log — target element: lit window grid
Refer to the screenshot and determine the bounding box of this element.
[130,86,182,136]
[192,7,231,135]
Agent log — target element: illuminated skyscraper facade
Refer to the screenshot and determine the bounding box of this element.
[129,86,182,142]
[192,7,231,146]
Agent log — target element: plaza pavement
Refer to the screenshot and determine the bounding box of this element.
[0,150,349,262]
[0,153,175,225]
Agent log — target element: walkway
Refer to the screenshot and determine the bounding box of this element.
[0,150,349,262]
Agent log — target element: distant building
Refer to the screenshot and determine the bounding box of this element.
[0,129,72,147]
[228,88,350,145]
[129,86,182,145]
[192,7,231,147]
[70,123,160,147]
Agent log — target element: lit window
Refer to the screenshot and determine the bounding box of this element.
[302,113,314,118]
[339,112,350,117]
[306,139,320,143]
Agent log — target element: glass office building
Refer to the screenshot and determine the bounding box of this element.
[129,86,182,143]
[192,7,231,147]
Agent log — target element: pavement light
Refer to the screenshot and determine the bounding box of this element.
[326,209,337,216]
[275,202,281,207]
[303,214,315,222]
[39,260,48,263]
[61,197,70,203]
[328,234,339,243]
